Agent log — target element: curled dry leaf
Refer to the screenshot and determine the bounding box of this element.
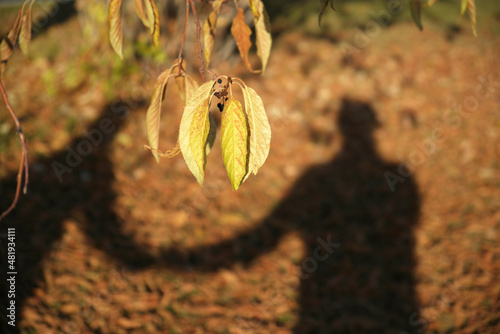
[410,0,422,31]
[0,2,25,74]
[179,80,215,185]
[146,66,175,163]
[253,0,272,74]
[203,0,223,68]
[221,97,248,190]
[108,0,123,58]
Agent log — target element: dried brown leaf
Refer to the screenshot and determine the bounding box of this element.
[231,8,254,72]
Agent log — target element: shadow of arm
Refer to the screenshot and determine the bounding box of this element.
[159,216,290,272]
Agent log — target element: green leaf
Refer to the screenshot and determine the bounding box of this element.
[179,80,215,185]
[410,0,423,31]
[241,85,270,181]
[108,0,123,58]
[253,0,272,74]
[19,2,33,57]
[146,67,174,163]
[221,97,248,191]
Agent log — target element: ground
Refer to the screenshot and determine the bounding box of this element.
[0,1,499,333]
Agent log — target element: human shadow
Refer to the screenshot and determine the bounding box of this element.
[0,100,157,333]
[160,98,421,333]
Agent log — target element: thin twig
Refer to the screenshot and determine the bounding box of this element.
[178,0,190,76]
[188,0,206,82]
[0,78,29,221]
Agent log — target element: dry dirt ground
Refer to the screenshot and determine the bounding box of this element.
[0,1,500,333]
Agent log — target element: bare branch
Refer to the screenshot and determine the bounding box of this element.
[177,0,190,76]
[188,0,206,82]
[0,78,29,221]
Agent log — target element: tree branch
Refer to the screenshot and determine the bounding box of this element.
[0,78,29,221]
[188,0,206,82]
[177,0,190,76]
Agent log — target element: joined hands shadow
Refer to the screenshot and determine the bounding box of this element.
[1,98,420,334]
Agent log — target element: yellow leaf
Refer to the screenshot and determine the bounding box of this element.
[241,84,270,180]
[175,75,199,103]
[221,97,248,190]
[19,1,33,56]
[134,0,150,29]
[467,0,477,37]
[146,67,174,163]
[253,0,272,74]
[185,75,199,101]
[231,8,254,72]
[460,0,469,15]
[179,80,215,185]
[175,76,186,102]
[249,0,260,21]
[108,0,123,58]
[145,0,155,34]
[150,0,160,47]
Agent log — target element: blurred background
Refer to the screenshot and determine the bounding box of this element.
[0,0,499,333]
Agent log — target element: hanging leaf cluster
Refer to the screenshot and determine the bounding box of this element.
[409,0,477,35]
[108,0,160,59]
[318,0,478,36]
[204,0,272,74]
[144,63,271,191]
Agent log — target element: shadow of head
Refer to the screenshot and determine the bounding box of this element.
[338,98,381,139]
